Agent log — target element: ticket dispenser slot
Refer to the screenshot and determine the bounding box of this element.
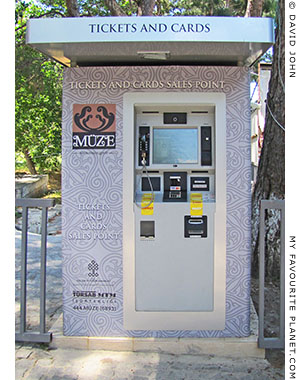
[184,216,207,238]
[191,177,210,191]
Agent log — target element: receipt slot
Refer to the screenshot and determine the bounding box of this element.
[123,92,226,330]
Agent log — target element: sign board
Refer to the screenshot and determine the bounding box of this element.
[26,16,274,66]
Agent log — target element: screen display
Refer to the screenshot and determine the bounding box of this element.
[153,128,198,164]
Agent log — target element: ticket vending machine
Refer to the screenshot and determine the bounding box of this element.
[123,93,226,331]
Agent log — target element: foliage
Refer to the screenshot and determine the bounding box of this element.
[262,0,277,18]
[21,0,279,18]
[15,0,63,173]
[16,0,278,174]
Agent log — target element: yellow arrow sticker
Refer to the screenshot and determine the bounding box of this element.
[190,193,203,216]
[141,193,155,215]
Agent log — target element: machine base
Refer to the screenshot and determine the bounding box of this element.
[50,302,264,359]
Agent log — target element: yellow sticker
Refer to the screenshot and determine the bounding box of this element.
[190,193,203,216]
[141,193,155,215]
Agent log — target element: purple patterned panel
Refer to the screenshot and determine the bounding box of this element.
[62,66,251,337]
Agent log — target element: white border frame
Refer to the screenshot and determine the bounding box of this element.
[123,92,226,330]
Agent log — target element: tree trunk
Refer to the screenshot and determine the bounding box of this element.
[251,0,285,280]
[137,2,143,16]
[104,0,155,16]
[66,0,80,17]
[245,0,264,17]
[104,0,127,16]
[23,150,37,175]
[141,0,156,15]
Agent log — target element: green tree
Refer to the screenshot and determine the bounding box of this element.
[15,0,63,174]
[26,0,277,18]
[16,0,278,177]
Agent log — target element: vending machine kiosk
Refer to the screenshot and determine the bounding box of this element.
[26,16,274,342]
[123,93,226,330]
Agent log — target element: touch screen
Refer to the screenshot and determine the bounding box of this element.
[153,128,198,164]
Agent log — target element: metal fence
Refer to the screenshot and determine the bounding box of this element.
[15,197,285,346]
[258,199,285,349]
[15,198,55,343]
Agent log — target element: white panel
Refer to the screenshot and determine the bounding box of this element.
[135,203,215,312]
[123,92,226,331]
[27,16,274,44]
[26,17,274,66]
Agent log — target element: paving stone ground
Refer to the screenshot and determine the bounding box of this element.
[15,343,285,380]
[15,209,285,380]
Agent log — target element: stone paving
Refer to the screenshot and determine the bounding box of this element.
[15,207,285,380]
[15,343,285,380]
[15,204,62,235]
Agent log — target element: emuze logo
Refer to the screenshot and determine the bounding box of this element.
[72,104,116,149]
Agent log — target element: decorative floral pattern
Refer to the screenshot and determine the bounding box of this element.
[62,66,251,337]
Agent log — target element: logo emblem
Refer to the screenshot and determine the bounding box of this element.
[72,104,116,150]
[88,260,99,277]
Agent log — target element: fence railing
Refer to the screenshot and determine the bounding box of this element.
[258,199,285,349]
[15,198,55,343]
[15,197,284,346]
